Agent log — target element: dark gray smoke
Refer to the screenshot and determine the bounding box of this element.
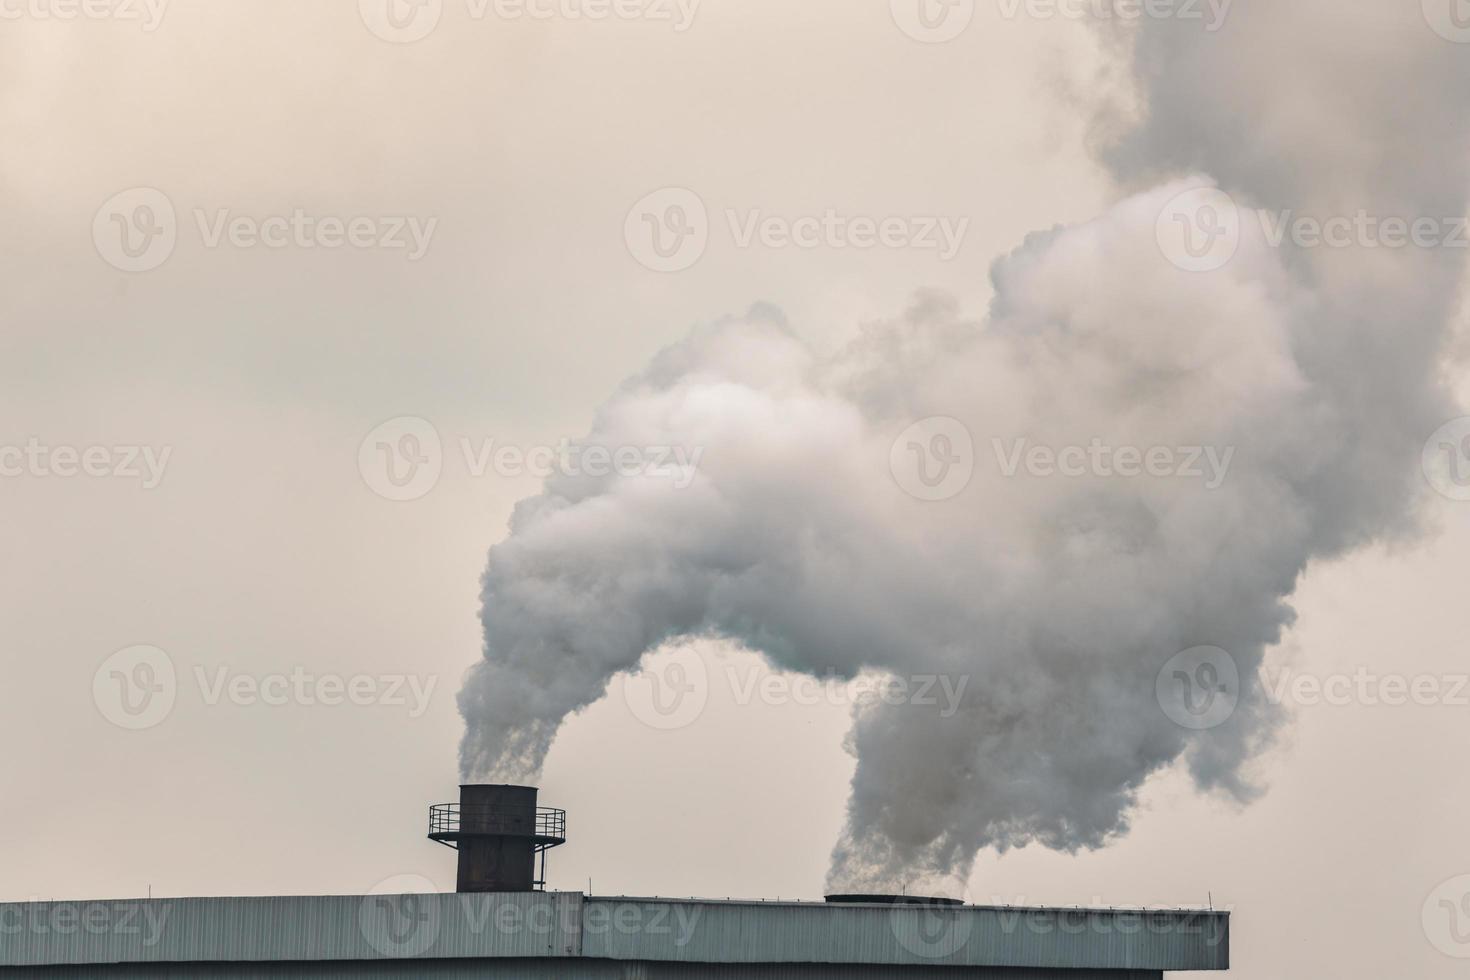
[460,1,1469,894]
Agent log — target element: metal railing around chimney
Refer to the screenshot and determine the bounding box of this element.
[428,804,567,848]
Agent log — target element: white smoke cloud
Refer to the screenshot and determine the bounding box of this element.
[460,1,1469,893]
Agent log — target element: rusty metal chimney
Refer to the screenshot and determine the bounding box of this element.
[428,785,567,892]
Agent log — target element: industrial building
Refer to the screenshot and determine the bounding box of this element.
[0,786,1229,977]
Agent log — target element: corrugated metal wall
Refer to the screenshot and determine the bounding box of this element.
[11,963,1164,979]
[0,893,581,967]
[0,893,1225,973]
[582,899,1227,971]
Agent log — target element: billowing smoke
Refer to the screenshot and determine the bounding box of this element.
[460,2,1469,893]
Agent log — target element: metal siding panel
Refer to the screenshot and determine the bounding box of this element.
[5,965,1162,979]
[0,893,579,967]
[581,899,1227,971]
[0,895,1226,972]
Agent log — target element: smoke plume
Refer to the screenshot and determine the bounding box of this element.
[460,2,1469,893]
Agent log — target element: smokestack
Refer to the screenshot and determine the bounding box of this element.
[428,784,566,892]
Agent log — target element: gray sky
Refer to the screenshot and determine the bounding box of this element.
[3,2,1470,978]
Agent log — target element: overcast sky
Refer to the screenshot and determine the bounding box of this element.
[3,3,1470,978]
